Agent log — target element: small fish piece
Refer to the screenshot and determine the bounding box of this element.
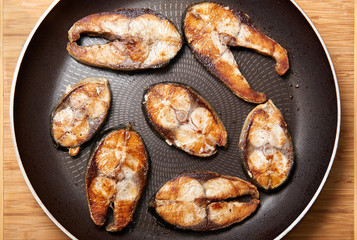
[184,2,289,103]
[149,171,259,231]
[142,83,227,157]
[67,8,183,70]
[86,126,149,232]
[239,100,294,190]
[50,77,111,156]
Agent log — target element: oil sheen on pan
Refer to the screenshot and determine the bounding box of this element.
[184,2,289,103]
[142,82,227,157]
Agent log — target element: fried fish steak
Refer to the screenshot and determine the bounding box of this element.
[239,100,294,190]
[67,8,183,70]
[86,126,149,232]
[50,77,111,156]
[142,83,227,157]
[149,171,259,231]
[184,2,289,103]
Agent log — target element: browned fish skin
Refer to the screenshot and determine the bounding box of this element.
[239,100,294,190]
[86,126,149,232]
[142,83,227,157]
[50,78,111,156]
[149,171,259,231]
[184,2,289,103]
[67,8,183,70]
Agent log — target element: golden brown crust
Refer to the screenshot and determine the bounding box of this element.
[184,2,289,104]
[239,100,294,190]
[235,23,289,75]
[67,8,182,70]
[149,171,259,231]
[142,83,227,157]
[212,56,267,103]
[50,78,111,156]
[86,126,148,231]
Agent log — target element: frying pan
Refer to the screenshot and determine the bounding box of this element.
[10,0,340,239]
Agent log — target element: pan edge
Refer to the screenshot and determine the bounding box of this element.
[9,1,341,239]
[274,1,341,239]
[9,0,77,239]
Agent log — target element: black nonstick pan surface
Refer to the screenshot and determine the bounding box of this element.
[11,0,340,239]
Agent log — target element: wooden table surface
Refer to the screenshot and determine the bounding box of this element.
[1,0,354,239]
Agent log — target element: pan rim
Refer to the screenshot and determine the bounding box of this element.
[274,1,341,239]
[9,0,77,239]
[9,0,341,239]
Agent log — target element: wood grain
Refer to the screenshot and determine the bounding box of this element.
[3,1,69,239]
[2,0,354,239]
[0,0,3,238]
[286,1,354,239]
[353,1,357,238]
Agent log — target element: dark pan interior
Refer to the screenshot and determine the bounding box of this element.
[13,0,338,239]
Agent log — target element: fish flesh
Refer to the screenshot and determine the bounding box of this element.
[142,83,227,157]
[239,100,293,190]
[184,2,289,103]
[50,77,111,156]
[86,126,149,232]
[149,171,259,231]
[67,8,183,70]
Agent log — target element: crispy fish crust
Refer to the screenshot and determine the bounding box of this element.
[184,2,289,103]
[67,8,183,70]
[149,171,259,231]
[239,100,294,190]
[86,126,149,232]
[50,77,111,156]
[142,83,227,157]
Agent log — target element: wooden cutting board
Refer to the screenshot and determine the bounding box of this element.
[1,0,354,239]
